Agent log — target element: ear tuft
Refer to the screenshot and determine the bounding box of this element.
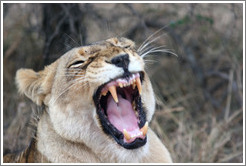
[16,69,38,94]
[16,69,44,105]
[15,60,58,106]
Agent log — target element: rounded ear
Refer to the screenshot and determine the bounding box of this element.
[16,62,57,106]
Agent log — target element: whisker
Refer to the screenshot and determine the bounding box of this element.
[138,33,167,54]
[142,45,167,52]
[64,33,80,47]
[50,79,88,105]
[144,59,158,63]
[140,45,167,57]
[68,77,88,85]
[141,48,178,58]
[137,24,170,52]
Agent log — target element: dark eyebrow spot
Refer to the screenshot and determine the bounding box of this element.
[78,48,85,55]
[81,56,96,70]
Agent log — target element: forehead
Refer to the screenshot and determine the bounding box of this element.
[67,37,136,59]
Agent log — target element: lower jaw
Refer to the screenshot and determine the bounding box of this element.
[96,110,147,149]
[120,137,147,149]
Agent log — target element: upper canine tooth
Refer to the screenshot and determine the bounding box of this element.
[108,86,118,103]
[140,121,148,136]
[132,83,136,89]
[136,77,142,95]
[123,129,131,141]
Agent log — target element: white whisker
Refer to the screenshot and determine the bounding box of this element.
[68,77,88,85]
[138,33,167,54]
[141,48,178,58]
[144,59,158,63]
[140,45,167,57]
[64,33,80,47]
[137,24,170,52]
[51,80,88,105]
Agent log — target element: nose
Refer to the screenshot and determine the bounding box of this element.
[111,54,130,69]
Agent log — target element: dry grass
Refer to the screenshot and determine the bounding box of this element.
[2,3,243,163]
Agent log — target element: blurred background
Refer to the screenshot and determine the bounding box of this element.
[2,3,244,163]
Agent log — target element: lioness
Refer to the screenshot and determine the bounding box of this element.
[4,37,172,163]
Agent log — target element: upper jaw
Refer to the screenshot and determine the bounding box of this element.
[100,72,142,103]
[94,71,145,101]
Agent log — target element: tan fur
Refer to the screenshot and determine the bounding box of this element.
[4,37,172,163]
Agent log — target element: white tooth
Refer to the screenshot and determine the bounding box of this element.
[108,86,118,103]
[136,77,142,95]
[119,83,123,88]
[102,91,107,96]
[123,129,131,141]
[140,122,148,136]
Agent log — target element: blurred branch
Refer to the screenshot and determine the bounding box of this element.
[43,9,67,64]
[42,4,87,65]
[4,34,22,59]
[224,70,234,121]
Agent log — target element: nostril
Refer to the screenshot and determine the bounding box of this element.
[112,58,121,65]
[111,54,129,69]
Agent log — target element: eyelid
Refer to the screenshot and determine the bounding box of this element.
[68,60,85,68]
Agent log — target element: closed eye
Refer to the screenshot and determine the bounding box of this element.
[124,45,131,49]
[68,60,85,68]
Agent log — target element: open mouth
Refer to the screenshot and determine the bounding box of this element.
[93,72,148,149]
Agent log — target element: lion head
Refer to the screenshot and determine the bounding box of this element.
[16,37,156,161]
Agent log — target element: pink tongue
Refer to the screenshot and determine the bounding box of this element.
[107,95,138,132]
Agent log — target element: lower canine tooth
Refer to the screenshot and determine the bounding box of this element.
[140,122,148,136]
[109,86,118,103]
[123,129,131,141]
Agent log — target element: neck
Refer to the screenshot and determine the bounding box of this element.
[36,113,100,162]
[36,113,149,163]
